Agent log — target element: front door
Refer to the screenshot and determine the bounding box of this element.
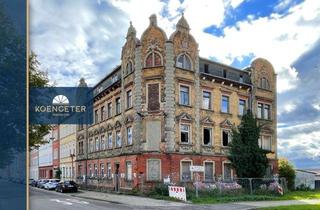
[114,163,120,192]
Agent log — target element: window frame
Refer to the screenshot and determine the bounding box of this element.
[179,84,190,106]
[203,161,215,182]
[202,90,212,110]
[176,53,192,70]
[127,126,133,145]
[126,161,132,181]
[221,95,230,113]
[180,123,191,144]
[222,161,233,181]
[146,159,162,181]
[126,89,132,109]
[115,97,121,115]
[116,130,122,148]
[221,129,231,147]
[146,82,161,111]
[144,51,163,68]
[202,126,212,146]
[238,98,246,116]
[180,160,193,182]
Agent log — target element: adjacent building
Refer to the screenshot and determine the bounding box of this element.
[29,149,39,180]
[295,169,320,190]
[59,124,76,180]
[38,132,53,179]
[75,14,278,191]
[52,125,60,176]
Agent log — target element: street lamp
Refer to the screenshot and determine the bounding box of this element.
[70,153,75,181]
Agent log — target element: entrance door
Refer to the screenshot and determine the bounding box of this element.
[114,163,120,192]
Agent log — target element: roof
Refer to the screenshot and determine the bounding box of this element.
[296,169,320,175]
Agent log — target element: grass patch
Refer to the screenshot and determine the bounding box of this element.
[258,204,320,210]
[190,191,320,204]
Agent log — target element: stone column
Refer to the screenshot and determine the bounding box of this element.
[133,46,143,152]
[194,52,201,153]
[164,41,176,152]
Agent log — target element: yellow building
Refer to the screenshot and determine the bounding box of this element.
[59,124,76,181]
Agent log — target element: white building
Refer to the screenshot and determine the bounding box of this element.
[295,169,320,190]
[29,149,39,180]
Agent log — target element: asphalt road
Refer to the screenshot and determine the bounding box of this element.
[30,187,252,210]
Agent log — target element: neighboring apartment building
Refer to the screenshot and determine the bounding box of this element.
[52,125,60,176]
[59,124,76,180]
[76,14,277,191]
[29,149,39,180]
[38,132,53,179]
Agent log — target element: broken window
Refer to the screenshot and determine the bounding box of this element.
[222,130,230,146]
[203,127,212,145]
[180,124,190,143]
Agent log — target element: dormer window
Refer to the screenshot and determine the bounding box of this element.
[145,51,162,67]
[176,54,191,70]
[260,77,270,90]
[126,60,134,75]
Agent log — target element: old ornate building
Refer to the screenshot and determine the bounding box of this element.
[75,14,277,191]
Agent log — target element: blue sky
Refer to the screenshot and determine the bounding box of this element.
[30,0,320,169]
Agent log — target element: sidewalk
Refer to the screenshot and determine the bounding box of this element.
[235,199,320,208]
[71,190,189,207]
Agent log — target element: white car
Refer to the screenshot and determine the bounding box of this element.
[44,179,60,190]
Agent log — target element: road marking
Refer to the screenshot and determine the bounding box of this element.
[66,198,89,204]
[50,199,73,205]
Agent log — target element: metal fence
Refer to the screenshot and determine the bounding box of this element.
[76,173,287,198]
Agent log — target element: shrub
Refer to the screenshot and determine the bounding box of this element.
[296,183,311,191]
[278,158,295,190]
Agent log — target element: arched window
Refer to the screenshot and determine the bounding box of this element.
[126,61,133,75]
[145,51,162,68]
[260,77,270,90]
[176,54,192,70]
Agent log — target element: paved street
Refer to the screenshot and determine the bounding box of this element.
[29,187,251,210]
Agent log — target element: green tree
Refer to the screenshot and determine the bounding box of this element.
[278,158,296,190]
[55,168,62,179]
[228,111,269,178]
[29,51,51,149]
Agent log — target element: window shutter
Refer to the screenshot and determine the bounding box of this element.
[148,83,160,111]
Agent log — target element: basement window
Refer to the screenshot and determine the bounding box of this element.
[203,127,212,145]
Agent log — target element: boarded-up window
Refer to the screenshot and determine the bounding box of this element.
[147,159,161,181]
[148,83,160,111]
[223,163,232,181]
[181,161,192,181]
[204,162,214,182]
[146,121,161,150]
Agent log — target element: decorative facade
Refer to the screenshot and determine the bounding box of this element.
[75,14,278,191]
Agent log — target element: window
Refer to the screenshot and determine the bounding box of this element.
[78,141,83,154]
[78,117,84,130]
[202,91,211,109]
[78,165,83,176]
[89,164,92,177]
[126,90,132,109]
[147,83,160,111]
[176,54,191,70]
[108,132,113,149]
[181,161,192,181]
[203,127,212,145]
[95,137,99,151]
[100,135,105,150]
[126,61,133,74]
[180,124,190,143]
[127,126,132,145]
[223,163,232,181]
[100,163,104,177]
[265,164,273,177]
[116,97,121,114]
[221,95,229,113]
[260,77,270,90]
[239,75,243,83]
[147,159,161,181]
[223,69,227,78]
[107,102,112,118]
[126,161,132,181]
[94,164,98,177]
[239,99,246,116]
[204,162,214,182]
[116,131,121,147]
[89,139,94,153]
[204,64,209,73]
[257,103,263,118]
[222,130,231,146]
[94,110,99,123]
[264,104,271,120]
[101,106,105,121]
[107,163,111,179]
[180,85,190,105]
[259,135,272,151]
[145,51,162,67]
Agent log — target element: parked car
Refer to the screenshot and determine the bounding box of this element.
[56,181,78,193]
[44,179,60,190]
[30,179,38,187]
[37,179,49,188]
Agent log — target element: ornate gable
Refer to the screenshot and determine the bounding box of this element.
[220,119,233,128]
[115,120,122,129]
[201,116,215,125]
[176,112,192,121]
[99,126,106,133]
[106,124,113,131]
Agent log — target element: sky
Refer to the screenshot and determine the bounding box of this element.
[30,0,320,169]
